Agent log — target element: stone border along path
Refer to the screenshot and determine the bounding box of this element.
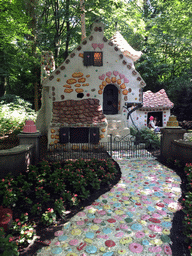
[36,153,182,256]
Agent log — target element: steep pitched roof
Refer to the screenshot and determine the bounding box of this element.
[111,31,142,62]
[141,89,174,110]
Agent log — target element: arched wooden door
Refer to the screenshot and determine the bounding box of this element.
[103,84,118,114]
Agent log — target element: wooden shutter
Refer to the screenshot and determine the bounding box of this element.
[84,52,94,66]
[90,127,99,143]
[59,127,69,144]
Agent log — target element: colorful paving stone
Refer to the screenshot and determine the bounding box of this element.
[36,157,181,255]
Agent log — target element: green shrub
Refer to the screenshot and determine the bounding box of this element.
[130,127,161,150]
[0,94,36,136]
[0,227,19,256]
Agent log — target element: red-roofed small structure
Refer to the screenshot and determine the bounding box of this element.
[128,89,174,128]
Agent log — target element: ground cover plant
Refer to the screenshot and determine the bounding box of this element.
[0,158,119,253]
[130,127,161,150]
[183,163,192,254]
[164,158,192,255]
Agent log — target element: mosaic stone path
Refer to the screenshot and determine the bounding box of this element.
[36,156,181,256]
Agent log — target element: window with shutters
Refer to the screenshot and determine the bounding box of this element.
[84,52,103,66]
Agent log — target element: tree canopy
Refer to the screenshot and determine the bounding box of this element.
[0,0,191,119]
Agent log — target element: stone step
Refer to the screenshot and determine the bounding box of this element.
[107,118,130,138]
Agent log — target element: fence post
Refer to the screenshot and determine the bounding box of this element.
[110,134,112,157]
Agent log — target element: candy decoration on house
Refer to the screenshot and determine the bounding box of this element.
[36,20,146,147]
[41,51,55,84]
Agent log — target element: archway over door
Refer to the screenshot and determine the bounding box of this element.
[103,84,118,114]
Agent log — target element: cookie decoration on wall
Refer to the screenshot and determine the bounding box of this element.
[72,72,83,78]
[66,78,77,84]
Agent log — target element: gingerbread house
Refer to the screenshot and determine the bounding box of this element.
[128,89,174,129]
[36,21,146,147]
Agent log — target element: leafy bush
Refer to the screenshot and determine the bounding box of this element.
[182,163,192,254]
[179,121,192,131]
[0,94,36,136]
[0,227,19,256]
[130,127,161,150]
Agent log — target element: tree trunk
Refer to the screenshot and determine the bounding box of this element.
[80,0,86,41]
[0,76,5,97]
[26,0,39,111]
[63,0,70,60]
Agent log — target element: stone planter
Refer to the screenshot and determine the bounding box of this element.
[0,144,34,179]
[172,140,192,163]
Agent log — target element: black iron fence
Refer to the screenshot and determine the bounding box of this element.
[40,134,153,162]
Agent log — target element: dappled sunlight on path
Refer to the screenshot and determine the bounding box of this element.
[36,157,181,256]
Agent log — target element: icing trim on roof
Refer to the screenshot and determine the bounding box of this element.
[111,31,142,62]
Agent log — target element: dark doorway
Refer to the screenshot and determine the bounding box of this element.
[70,128,89,143]
[147,112,163,127]
[103,84,118,114]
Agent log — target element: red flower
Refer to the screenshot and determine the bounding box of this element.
[9,237,14,242]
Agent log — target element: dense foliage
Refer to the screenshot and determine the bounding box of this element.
[130,127,161,150]
[0,94,36,137]
[0,0,191,119]
[183,163,192,254]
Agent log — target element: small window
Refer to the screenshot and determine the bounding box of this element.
[93,52,103,66]
[84,51,103,66]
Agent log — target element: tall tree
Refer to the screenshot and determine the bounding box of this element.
[0,0,30,97]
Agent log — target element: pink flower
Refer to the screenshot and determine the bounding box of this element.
[9,237,14,242]
[18,222,21,226]
[2,179,5,182]
[15,219,19,222]
[47,208,54,213]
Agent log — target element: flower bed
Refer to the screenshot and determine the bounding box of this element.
[183,163,192,254]
[0,158,119,253]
